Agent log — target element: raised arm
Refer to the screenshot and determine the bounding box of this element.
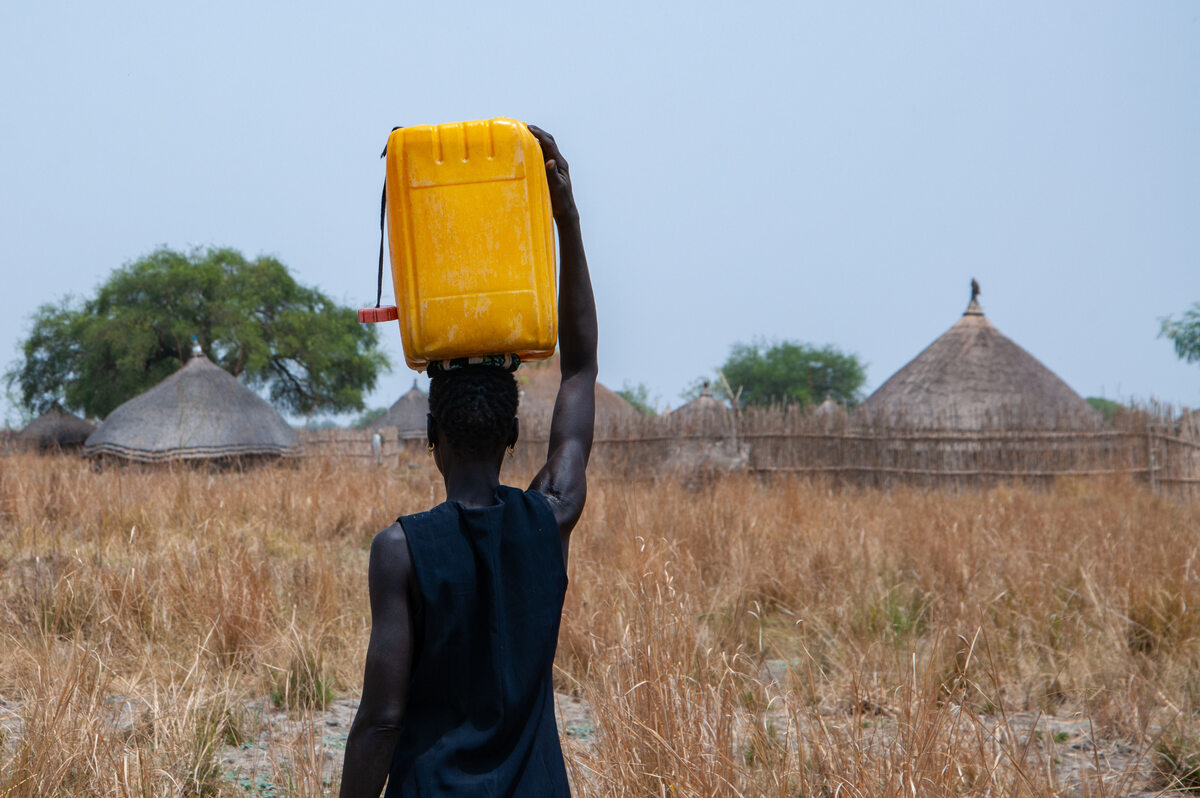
[526,125,597,547]
[339,525,415,797]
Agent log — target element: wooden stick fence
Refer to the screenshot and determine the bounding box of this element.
[296,406,1200,497]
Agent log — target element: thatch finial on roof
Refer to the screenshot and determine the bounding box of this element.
[191,336,204,359]
[672,382,729,420]
[861,285,1100,430]
[965,278,983,316]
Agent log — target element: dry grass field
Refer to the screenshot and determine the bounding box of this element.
[1,452,1199,796]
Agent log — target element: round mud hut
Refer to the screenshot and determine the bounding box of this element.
[371,380,429,440]
[84,344,298,463]
[16,403,97,452]
[858,286,1100,430]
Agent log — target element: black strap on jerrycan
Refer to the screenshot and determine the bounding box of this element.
[358,127,403,324]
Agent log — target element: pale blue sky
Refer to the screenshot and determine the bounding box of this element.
[2,1,1197,422]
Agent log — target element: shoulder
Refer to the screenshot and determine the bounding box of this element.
[368,522,414,588]
[371,521,408,554]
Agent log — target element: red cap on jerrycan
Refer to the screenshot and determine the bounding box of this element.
[358,306,398,323]
[358,118,557,372]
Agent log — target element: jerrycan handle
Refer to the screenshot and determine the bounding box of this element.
[358,127,403,325]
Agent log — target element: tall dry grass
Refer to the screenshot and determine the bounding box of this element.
[0,453,1197,795]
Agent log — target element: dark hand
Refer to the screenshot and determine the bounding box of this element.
[528,124,578,223]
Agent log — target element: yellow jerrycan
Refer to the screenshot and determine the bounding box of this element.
[359,118,558,372]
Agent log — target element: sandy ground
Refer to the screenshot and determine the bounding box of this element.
[213,685,1178,796]
[216,692,595,794]
[0,687,1184,795]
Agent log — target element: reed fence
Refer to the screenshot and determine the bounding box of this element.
[307,404,1200,498]
[7,402,1193,497]
[300,427,427,465]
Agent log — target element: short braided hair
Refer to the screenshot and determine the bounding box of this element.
[427,365,519,456]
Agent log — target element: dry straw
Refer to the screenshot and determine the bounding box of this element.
[1,446,1198,795]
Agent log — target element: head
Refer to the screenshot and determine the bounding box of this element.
[427,365,519,469]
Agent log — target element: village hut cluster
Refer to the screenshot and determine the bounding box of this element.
[491,282,1149,482]
[16,340,299,465]
[647,284,1100,436]
[11,283,1196,490]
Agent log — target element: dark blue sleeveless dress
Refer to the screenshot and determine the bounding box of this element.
[384,486,571,797]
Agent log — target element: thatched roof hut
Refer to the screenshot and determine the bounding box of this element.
[670,383,731,423]
[515,354,639,434]
[84,346,298,462]
[859,289,1100,429]
[371,380,428,439]
[16,404,97,452]
[663,382,746,471]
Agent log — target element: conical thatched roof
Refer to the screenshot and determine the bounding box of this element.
[84,349,297,462]
[16,404,97,451]
[670,383,731,421]
[859,291,1100,429]
[515,354,639,432]
[371,380,428,439]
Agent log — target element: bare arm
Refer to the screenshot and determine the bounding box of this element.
[526,125,597,549]
[339,524,415,798]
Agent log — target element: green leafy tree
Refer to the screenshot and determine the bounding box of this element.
[1085,397,1126,422]
[1161,303,1200,364]
[6,247,389,419]
[616,381,658,417]
[686,340,866,409]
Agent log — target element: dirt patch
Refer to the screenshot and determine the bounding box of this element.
[217,692,598,792]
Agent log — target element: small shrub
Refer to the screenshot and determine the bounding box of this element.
[269,652,333,711]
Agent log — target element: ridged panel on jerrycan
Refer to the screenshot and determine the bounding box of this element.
[385,118,557,371]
